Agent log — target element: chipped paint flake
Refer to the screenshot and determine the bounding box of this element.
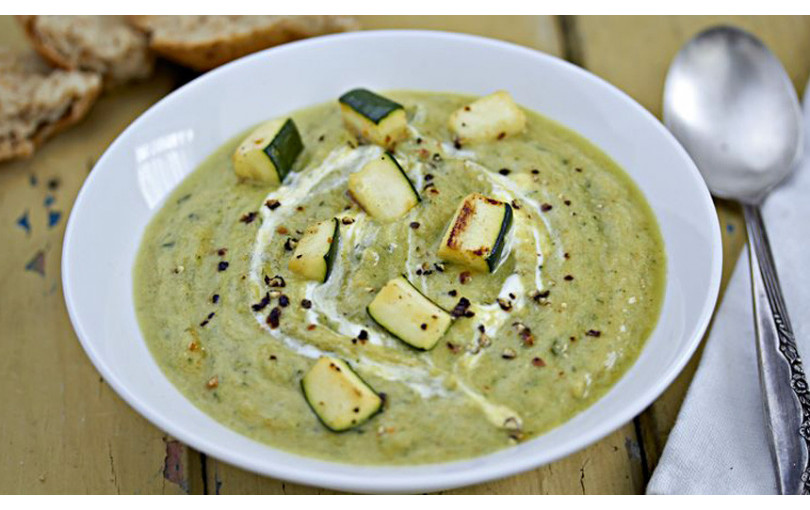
[162,438,189,493]
[47,211,62,228]
[16,211,31,234]
[25,250,45,276]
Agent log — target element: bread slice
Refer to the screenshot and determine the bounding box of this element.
[0,50,102,162]
[128,15,360,71]
[18,15,154,87]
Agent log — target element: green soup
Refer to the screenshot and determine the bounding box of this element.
[134,91,665,464]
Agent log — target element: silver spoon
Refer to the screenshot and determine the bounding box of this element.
[664,25,809,494]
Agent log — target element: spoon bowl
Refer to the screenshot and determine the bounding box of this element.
[663,25,803,203]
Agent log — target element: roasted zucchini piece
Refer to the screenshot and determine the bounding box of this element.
[339,89,409,148]
[449,91,526,144]
[367,276,453,351]
[348,152,420,222]
[288,218,340,282]
[438,193,513,272]
[301,357,383,432]
[233,118,304,185]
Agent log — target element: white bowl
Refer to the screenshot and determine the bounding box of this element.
[62,30,722,493]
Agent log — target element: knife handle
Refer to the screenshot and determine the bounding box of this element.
[743,203,810,495]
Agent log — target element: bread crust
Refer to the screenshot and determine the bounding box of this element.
[0,51,102,163]
[16,15,70,70]
[0,82,100,162]
[129,15,360,71]
[16,15,154,87]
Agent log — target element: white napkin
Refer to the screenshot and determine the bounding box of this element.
[646,82,810,494]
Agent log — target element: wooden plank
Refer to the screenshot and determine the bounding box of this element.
[203,15,645,495]
[571,16,810,118]
[358,15,565,55]
[441,428,645,495]
[571,15,810,472]
[204,427,644,495]
[0,17,202,494]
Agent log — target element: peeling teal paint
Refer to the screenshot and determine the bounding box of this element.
[16,211,31,234]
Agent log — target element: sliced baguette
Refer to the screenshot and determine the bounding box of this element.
[128,15,360,71]
[18,15,154,87]
[0,50,101,162]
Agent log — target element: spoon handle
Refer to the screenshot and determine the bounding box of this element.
[743,203,810,494]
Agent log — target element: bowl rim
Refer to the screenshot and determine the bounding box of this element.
[62,29,723,493]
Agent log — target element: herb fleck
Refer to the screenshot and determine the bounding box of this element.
[513,321,535,347]
[240,211,258,224]
[450,297,472,318]
[283,237,298,251]
[267,307,282,329]
[252,292,271,312]
[497,298,513,312]
[267,275,286,288]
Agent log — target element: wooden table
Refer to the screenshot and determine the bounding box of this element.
[2,15,809,494]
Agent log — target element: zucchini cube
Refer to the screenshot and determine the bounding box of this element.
[288,218,340,282]
[348,152,420,222]
[339,88,409,149]
[438,193,513,272]
[301,357,382,432]
[449,91,526,144]
[367,276,453,351]
[233,118,303,186]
